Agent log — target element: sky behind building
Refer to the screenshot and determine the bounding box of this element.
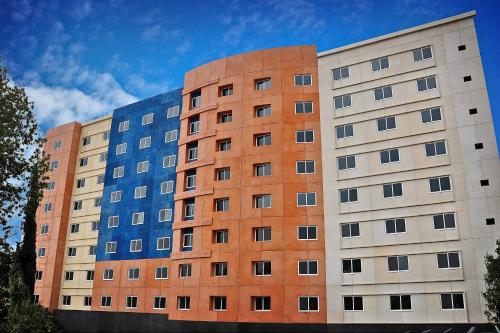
[0,0,499,138]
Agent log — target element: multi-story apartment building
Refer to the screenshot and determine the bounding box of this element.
[34,11,499,331]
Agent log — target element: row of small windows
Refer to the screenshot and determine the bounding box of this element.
[104,237,170,254]
[116,106,180,133]
[332,46,433,82]
[343,292,464,311]
[38,244,97,258]
[81,130,110,147]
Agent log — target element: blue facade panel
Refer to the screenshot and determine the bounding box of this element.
[96,89,182,261]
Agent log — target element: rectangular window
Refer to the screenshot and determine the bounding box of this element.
[102,130,110,141]
[62,295,71,306]
[385,218,406,234]
[295,73,313,85]
[255,78,271,90]
[157,237,170,250]
[380,148,400,164]
[254,227,271,242]
[334,95,351,109]
[113,166,124,178]
[41,224,49,234]
[213,262,228,277]
[429,176,451,192]
[79,157,88,167]
[371,57,389,71]
[219,84,233,96]
[212,296,227,311]
[185,169,196,191]
[298,225,317,240]
[70,223,80,233]
[214,229,229,244]
[116,143,127,155]
[218,111,232,123]
[46,181,55,190]
[177,296,190,310]
[118,120,129,132]
[332,67,349,81]
[298,260,318,275]
[130,239,142,252]
[255,105,272,117]
[187,142,198,162]
[191,90,201,109]
[377,116,396,131]
[167,105,180,118]
[296,160,315,174]
[73,200,82,210]
[215,198,230,212]
[103,269,114,280]
[437,252,460,269]
[134,186,147,199]
[188,116,200,135]
[374,86,393,100]
[184,199,195,220]
[67,247,77,257]
[342,258,362,273]
[441,293,464,309]
[341,223,360,238]
[344,296,363,311]
[295,101,313,114]
[165,129,178,143]
[163,155,176,168]
[86,270,95,281]
[254,163,271,176]
[297,192,317,206]
[132,212,145,225]
[253,296,271,311]
[433,213,456,230]
[126,296,138,309]
[255,133,271,146]
[253,261,271,276]
[337,155,355,170]
[84,296,92,307]
[417,76,437,91]
[142,113,153,125]
[37,247,46,257]
[137,160,149,173]
[387,255,409,272]
[50,160,59,170]
[254,194,271,208]
[217,139,231,151]
[94,197,102,207]
[128,267,140,280]
[339,188,358,203]
[390,295,412,311]
[179,264,192,278]
[383,183,403,198]
[160,181,174,194]
[425,140,447,157]
[101,296,112,307]
[53,140,62,149]
[89,245,96,256]
[99,152,107,162]
[298,296,319,312]
[421,107,442,123]
[34,295,40,304]
[76,178,86,188]
[110,191,122,203]
[35,271,43,280]
[296,130,314,143]
[44,202,52,212]
[413,46,433,61]
[216,168,231,181]
[97,174,104,185]
[336,124,353,139]
[155,267,168,279]
[139,136,151,149]
[82,136,91,146]
[154,297,167,310]
[108,216,119,228]
[158,208,172,221]
[105,242,116,254]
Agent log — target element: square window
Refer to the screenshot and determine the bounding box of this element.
[297,192,317,206]
[219,84,233,96]
[433,213,456,230]
[254,163,271,176]
[253,296,271,311]
[469,108,478,115]
[413,46,433,61]
[160,181,174,194]
[342,258,362,273]
[216,168,231,181]
[334,95,351,109]
[212,296,227,311]
[296,130,314,143]
[217,111,232,123]
[295,73,313,85]
[154,297,166,309]
[332,67,349,81]
[390,295,412,310]
[458,45,466,51]
[254,227,271,242]
[486,218,495,225]
[255,133,271,146]
[340,223,360,238]
[105,242,116,254]
[101,296,112,307]
[132,212,145,225]
[126,296,138,308]
[157,237,170,250]
[480,179,489,186]
[298,260,318,275]
[343,296,363,311]
[165,130,178,143]
[130,239,142,252]
[255,105,272,117]
[255,78,271,90]
[191,90,201,109]
[385,218,406,234]
[254,194,271,208]
[380,149,399,164]
[387,255,409,271]
[155,267,168,279]
[118,120,129,132]
[295,101,313,114]
[142,113,153,125]
[214,229,229,243]
[139,136,151,149]
[167,105,180,118]
[339,188,357,203]
[298,225,317,240]
[298,296,319,312]
[296,160,315,174]
[371,57,389,71]
[377,116,396,131]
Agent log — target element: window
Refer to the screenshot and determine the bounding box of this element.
[417,76,437,91]
[167,105,180,118]
[380,148,400,164]
[387,255,409,271]
[337,155,355,170]
[254,227,271,242]
[332,67,349,81]
[99,152,107,162]
[371,57,389,71]
[163,155,176,168]
[188,116,200,135]
[475,142,484,150]
[342,258,362,274]
[53,140,62,149]
[165,129,178,143]
[33,294,40,304]
[213,262,228,277]
[212,296,227,311]
[339,188,358,203]
[254,261,271,276]
[413,46,433,61]
[101,296,112,307]
[139,136,151,149]
[216,168,231,181]
[132,212,145,225]
[383,183,403,198]
[298,296,319,312]
[433,213,455,230]
[254,194,271,208]
[155,267,168,279]
[136,160,149,174]
[91,221,99,231]
[217,139,231,151]
[157,237,170,250]
[297,192,317,206]
[118,120,129,132]
[437,252,460,269]
[158,209,170,223]
[344,296,363,311]
[255,105,272,117]
[37,247,46,257]
[377,116,396,131]
[35,270,42,280]
[421,107,442,123]
[70,223,80,233]
[184,199,195,220]
[334,95,351,109]
[255,133,271,146]
[295,101,313,114]
[218,111,232,123]
[50,160,59,170]
[79,157,88,167]
[187,142,198,162]
[255,78,271,90]
[177,296,190,310]
[385,218,406,234]
[298,260,318,275]
[296,130,314,143]
[76,178,86,189]
[142,113,153,125]
[374,86,393,100]
[253,296,271,311]
[182,228,193,251]
[86,270,95,281]
[340,223,360,238]
[84,296,92,307]
[254,163,271,176]
[298,225,317,240]
[82,136,91,146]
[425,141,447,157]
[130,239,142,252]
[46,181,55,190]
[102,130,110,141]
[219,84,233,96]
[126,296,138,308]
[441,293,464,309]
[154,297,167,309]
[41,224,49,235]
[390,295,412,311]
[160,181,174,194]
[469,108,478,115]
[105,242,116,254]
[116,143,127,155]
[103,268,114,280]
[44,202,52,212]
[295,73,313,85]
[481,179,489,186]
[134,186,147,199]
[97,174,105,185]
[214,229,228,244]
[336,124,353,139]
[215,198,229,212]
[179,264,192,278]
[429,176,451,192]
[458,44,466,51]
[67,247,77,257]
[296,160,315,174]
[191,90,201,109]
[128,267,140,280]
[64,271,74,281]
[89,245,96,256]
[73,200,82,210]
[113,166,124,178]
[108,216,119,228]
[62,295,71,306]
[94,197,102,207]
[486,218,496,225]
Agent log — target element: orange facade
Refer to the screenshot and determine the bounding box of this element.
[35,122,81,309]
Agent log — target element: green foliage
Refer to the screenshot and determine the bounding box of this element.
[483,239,500,324]
[0,237,12,323]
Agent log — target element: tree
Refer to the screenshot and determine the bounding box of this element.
[483,239,500,324]
[0,236,12,323]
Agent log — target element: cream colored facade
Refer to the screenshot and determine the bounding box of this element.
[318,11,500,323]
[58,115,112,310]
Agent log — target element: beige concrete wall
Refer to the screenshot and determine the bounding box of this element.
[318,11,500,323]
[58,116,112,310]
